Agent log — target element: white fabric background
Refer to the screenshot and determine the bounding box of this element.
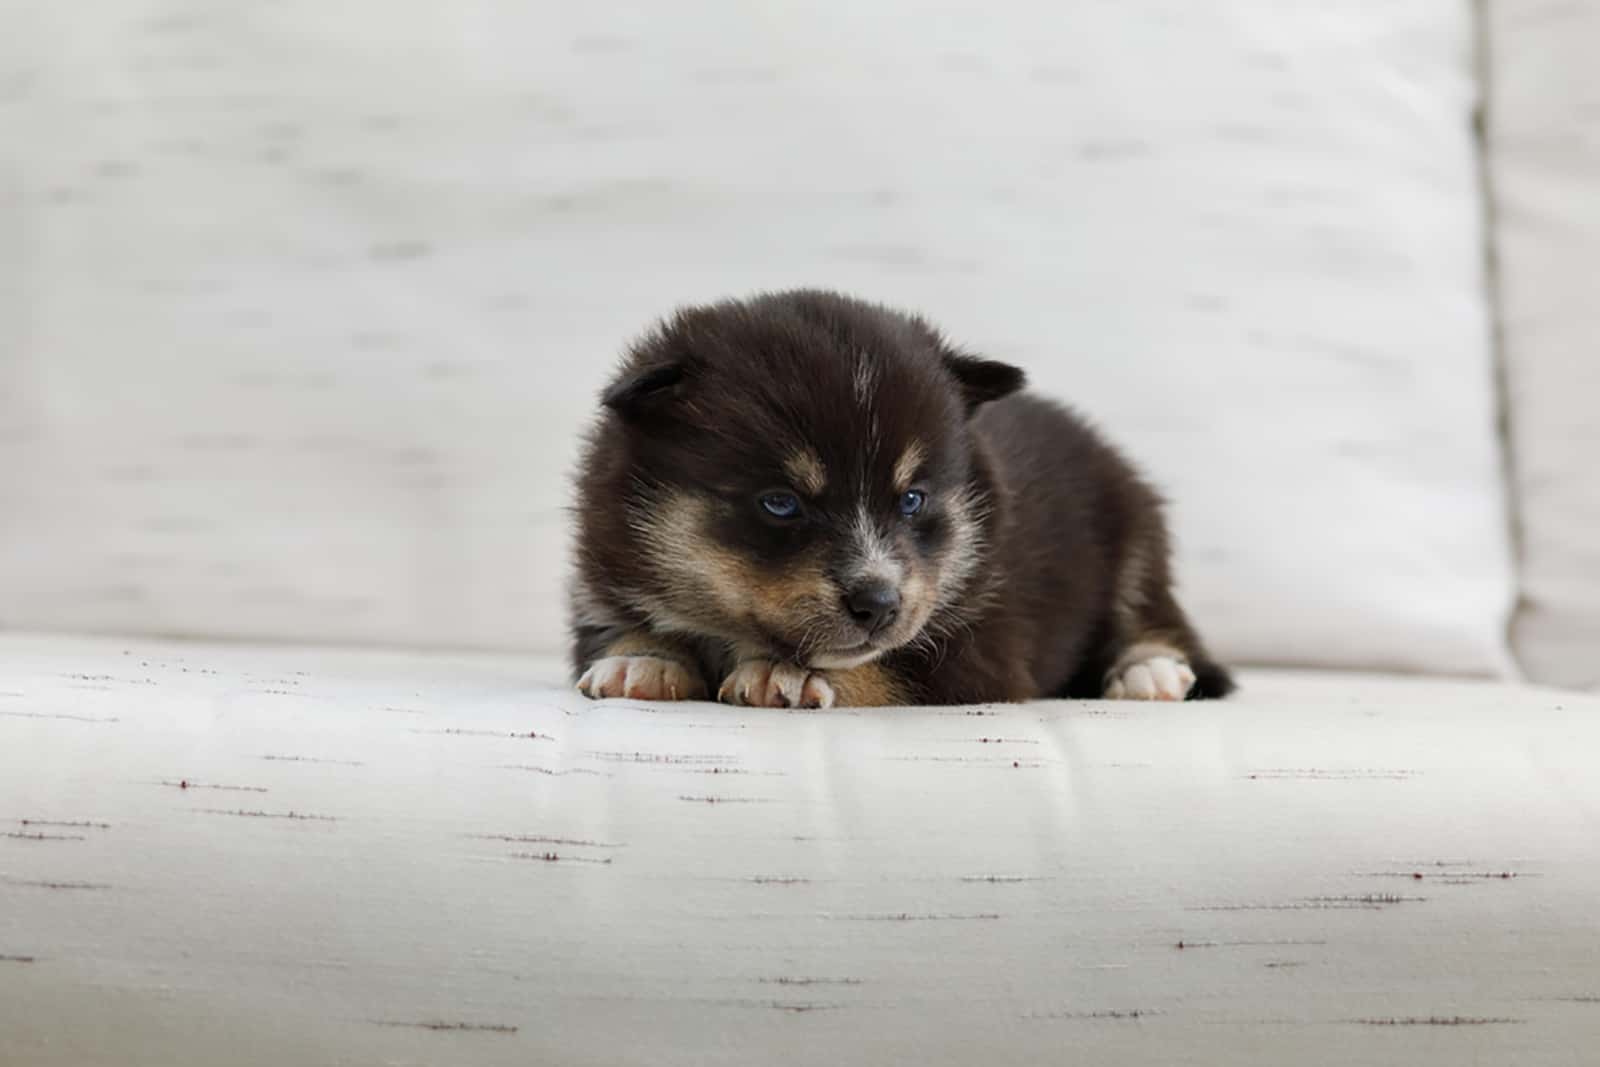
[1486,0,1600,690]
[0,2,1514,675]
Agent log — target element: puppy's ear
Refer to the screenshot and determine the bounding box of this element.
[943,352,1026,413]
[601,361,687,420]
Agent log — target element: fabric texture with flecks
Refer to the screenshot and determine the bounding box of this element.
[2,634,1597,1066]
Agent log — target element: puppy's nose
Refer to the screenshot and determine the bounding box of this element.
[844,581,900,635]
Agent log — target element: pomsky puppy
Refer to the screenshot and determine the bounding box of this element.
[570,290,1233,708]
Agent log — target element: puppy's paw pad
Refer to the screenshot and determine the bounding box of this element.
[718,661,834,709]
[1104,656,1195,702]
[578,656,706,701]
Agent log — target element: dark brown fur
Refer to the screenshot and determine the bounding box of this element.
[569,290,1233,706]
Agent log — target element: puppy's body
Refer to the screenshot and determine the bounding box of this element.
[570,290,1232,707]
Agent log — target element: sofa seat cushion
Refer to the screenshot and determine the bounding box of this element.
[2,634,1596,1065]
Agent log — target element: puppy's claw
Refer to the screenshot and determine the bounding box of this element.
[719,660,834,709]
[799,673,835,709]
[578,656,705,702]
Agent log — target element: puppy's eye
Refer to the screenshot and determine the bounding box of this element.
[760,492,802,520]
[897,490,926,517]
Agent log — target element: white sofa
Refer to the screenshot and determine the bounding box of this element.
[4,3,1599,1064]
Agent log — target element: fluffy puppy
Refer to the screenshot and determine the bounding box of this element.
[569,290,1233,708]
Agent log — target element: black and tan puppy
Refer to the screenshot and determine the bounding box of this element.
[570,290,1232,708]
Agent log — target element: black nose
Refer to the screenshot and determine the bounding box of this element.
[844,581,901,635]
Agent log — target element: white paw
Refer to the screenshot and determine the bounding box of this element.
[1104,655,1195,702]
[578,656,706,701]
[717,660,835,709]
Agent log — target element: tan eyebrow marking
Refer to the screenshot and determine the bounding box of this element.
[783,449,827,496]
[893,441,926,492]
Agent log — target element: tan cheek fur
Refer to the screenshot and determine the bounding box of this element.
[748,559,836,626]
[879,487,986,648]
[938,487,988,595]
[634,494,839,645]
[896,569,938,634]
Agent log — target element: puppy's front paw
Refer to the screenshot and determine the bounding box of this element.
[1104,655,1196,702]
[717,660,835,709]
[578,656,707,701]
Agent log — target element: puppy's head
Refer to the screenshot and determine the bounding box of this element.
[594,290,1023,666]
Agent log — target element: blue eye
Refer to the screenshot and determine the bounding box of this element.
[760,492,802,519]
[897,490,926,517]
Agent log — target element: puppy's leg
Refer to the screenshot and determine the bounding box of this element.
[828,661,908,707]
[1096,525,1235,703]
[717,659,906,709]
[575,629,708,701]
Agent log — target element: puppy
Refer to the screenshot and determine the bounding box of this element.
[570,290,1233,707]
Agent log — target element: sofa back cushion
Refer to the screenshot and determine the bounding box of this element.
[0,2,1514,676]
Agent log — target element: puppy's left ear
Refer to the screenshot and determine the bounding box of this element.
[943,352,1026,414]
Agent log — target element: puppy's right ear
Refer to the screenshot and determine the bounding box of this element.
[942,352,1026,414]
[601,361,687,420]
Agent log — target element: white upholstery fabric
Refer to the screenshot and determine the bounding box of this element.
[0,3,1514,676]
[1485,1,1600,689]
[3,634,1598,1066]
